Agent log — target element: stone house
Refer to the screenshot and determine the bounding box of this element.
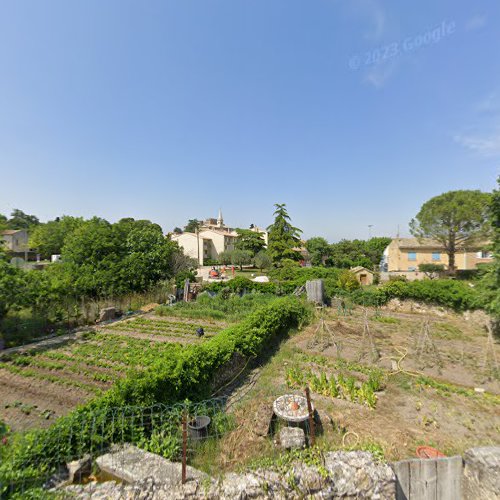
[1,229,30,257]
[350,266,374,285]
[171,210,266,265]
[380,238,493,279]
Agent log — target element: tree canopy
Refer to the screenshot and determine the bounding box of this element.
[235,228,266,256]
[184,219,201,233]
[476,179,500,318]
[29,216,85,259]
[266,204,302,265]
[4,209,40,230]
[410,190,491,273]
[305,237,330,266]
[0,247,27,320]
[254,250,272,271]
[307,237,390,269]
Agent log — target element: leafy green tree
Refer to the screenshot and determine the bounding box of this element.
[327,237,390,269]
[0,214,7,232]
[173,227,183,234]
[218,251,233,265]
[476,179,500,318]
[0,248,27,320]
[306,237,330,266]
[29,216,84,259]
[266,203,302,265]
[363,237,392,267]
[328,239,371,269]
[230,249,253,270]
[184,219,201,233]
[7,209,40,230]
[418,263,445,279]
[235,228,266,256]
[254,250,272,271]
[123,225,177,290]
[62,218,117,268]
[410,190,491,274]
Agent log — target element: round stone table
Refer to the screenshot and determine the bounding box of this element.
[273,394,312,424]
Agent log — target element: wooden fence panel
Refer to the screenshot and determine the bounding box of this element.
[393,456,462,500]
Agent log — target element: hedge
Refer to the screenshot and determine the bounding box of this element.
[0,297,311,495]
[349,279,481,311]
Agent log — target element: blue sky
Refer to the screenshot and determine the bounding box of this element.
[0,1,498,241]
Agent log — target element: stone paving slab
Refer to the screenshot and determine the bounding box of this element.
[96,444,210,486]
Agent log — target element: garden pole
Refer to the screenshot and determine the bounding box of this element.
[305,387,315,446]
[182,411,187,484]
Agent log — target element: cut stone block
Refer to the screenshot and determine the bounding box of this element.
[279,426,305,449]
[97,307,116,323]
[95,444,210,486]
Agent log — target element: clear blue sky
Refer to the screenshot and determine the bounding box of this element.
[0,1,498,241]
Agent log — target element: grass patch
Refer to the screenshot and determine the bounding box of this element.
[372,316,400,324]
[433,322,467,340]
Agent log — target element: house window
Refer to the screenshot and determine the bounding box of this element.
[408,266,417,272]
[408,252,417,261]
[432,252,440,261]
[477,251,491,259]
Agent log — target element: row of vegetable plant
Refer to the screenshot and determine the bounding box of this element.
[285,366,384,409]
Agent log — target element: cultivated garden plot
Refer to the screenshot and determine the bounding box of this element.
[0,314,225,431]
[210,305,499,468]
[296,307,500,393]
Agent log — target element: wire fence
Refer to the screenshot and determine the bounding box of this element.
[2,390,317,498]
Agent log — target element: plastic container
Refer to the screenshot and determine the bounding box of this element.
[187,416,211,441]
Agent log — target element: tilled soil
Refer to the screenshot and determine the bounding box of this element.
[296,309,500,393]
[0,368,94,430]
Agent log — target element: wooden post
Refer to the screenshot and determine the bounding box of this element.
[182,411,187,484]
[305,387,315,447]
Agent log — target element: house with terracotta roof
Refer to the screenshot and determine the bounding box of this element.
[380,237,493,279]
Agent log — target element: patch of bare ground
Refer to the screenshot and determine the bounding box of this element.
[294,307,500,393]
[0,368,94,431]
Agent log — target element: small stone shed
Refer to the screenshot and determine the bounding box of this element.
[350,266,374,286]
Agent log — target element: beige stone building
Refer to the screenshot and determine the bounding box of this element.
[381,238,493,279]
[350,266,374,285]
[1,229,29,252]
[171,210,267,265]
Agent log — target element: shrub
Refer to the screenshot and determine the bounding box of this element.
[349,287,387,307]
[336,270,360,292]
[204,278,278,295]
[381,279,479,311]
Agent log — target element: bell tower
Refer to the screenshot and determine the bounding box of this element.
[217,208,224,228]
